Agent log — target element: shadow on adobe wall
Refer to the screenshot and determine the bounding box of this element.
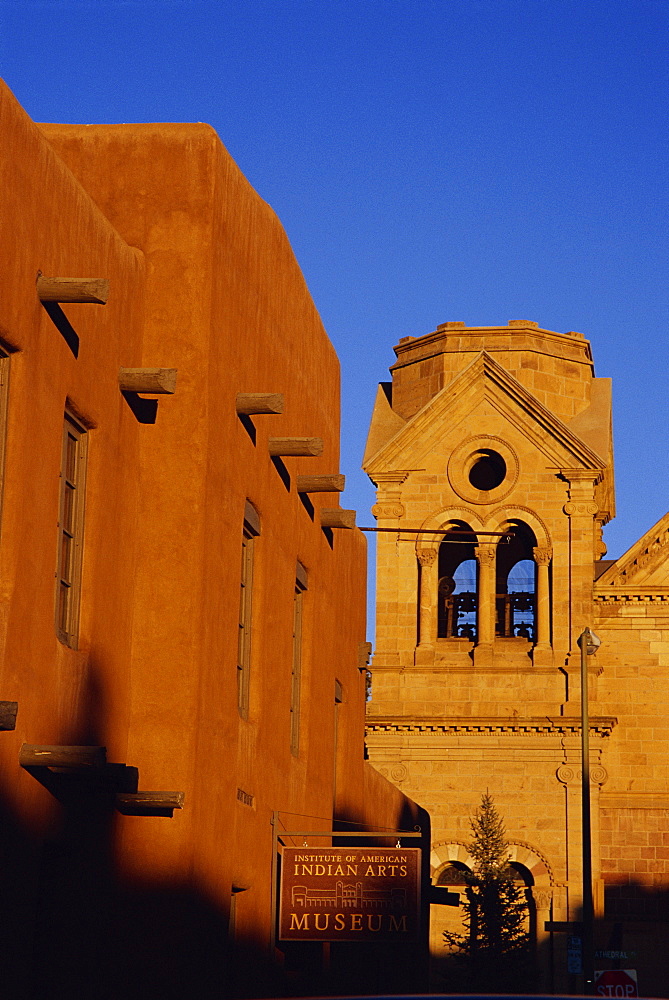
[0,660,283,1000]
[0,662,440,1000]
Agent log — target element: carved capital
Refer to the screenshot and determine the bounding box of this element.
[533,545,552,566]
[417,548,437,567]
[372,502,405,519]
[563,501,599,517]
[534,889,553,911]
[475,544,496,567]
[390,762,409,783]
[556,764,575,785]
[556,763,608,786]
[591,765,608,786]
[376,762,409,785]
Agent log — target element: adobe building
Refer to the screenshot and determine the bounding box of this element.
[0,80,428,999]
[363,319,669,995]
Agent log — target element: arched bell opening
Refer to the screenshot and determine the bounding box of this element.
[495,521,537,641]
[437,521,478,640]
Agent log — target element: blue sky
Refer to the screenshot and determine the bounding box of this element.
[2,0,667,628]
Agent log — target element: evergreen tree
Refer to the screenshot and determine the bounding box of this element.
[443,791,534,992]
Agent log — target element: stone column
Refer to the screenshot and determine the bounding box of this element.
[533,545,553,667]
[370,472,409,668]
[416,548,437,662]
[557,760,608,923]
[474,543,496,667]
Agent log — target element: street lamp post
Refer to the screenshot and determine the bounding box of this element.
[577,626,601,995]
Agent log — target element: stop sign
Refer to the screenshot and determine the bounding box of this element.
[595,969,638,997]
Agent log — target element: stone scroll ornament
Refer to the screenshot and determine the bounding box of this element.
[556,764,608,786]
[390,763,409,783]
[371,502,405,519]
[563,501,599,517]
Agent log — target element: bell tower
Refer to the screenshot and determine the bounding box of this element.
[363,320,620,987]
[364,320,614,692]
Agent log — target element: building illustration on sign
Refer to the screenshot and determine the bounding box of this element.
[291,882,407,911]
[279,847,421,942]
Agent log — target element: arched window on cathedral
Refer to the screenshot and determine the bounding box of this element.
[506,862,537,943]
[435,860,470,887]
[436,860,536,944]
[495,522,537,640]
[438,522,478,640]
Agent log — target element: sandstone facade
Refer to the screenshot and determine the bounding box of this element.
[363,320,669,995]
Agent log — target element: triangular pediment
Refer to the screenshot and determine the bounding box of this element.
[363,351,606,477]
[597,511,669,587]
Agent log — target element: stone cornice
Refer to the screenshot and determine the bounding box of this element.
[594,589,669,604]
[390,324,593,370]
[365,716,617,737]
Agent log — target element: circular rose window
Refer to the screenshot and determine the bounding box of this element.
[467,449,507,491]
[448,436,519,504]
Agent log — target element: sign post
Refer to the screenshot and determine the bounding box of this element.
[594,969,638,997]
[567,934,583,974]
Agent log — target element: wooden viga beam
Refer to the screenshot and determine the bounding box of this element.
[119,368,178,394]
[296,474,345,493]
[320,509,356,530]
[37,276,109,305]
[0,702,18,731]
[19,744,107,768]
[236,393,283,415]
[268,437,323,457]
[116,791,185,815]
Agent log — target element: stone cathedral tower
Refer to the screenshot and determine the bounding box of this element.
[363,321,669,993]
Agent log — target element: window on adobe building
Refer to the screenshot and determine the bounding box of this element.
[438,521,478,640]
[290,562,308,755]
[237,501,260,720]
[495,521,537,640]
[55,412,88,648]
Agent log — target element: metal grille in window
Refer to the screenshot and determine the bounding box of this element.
[495,592,535,640]
[439,589,477,639]
[436,862,470,886]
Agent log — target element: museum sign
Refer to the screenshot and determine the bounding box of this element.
[278,846,421,942]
